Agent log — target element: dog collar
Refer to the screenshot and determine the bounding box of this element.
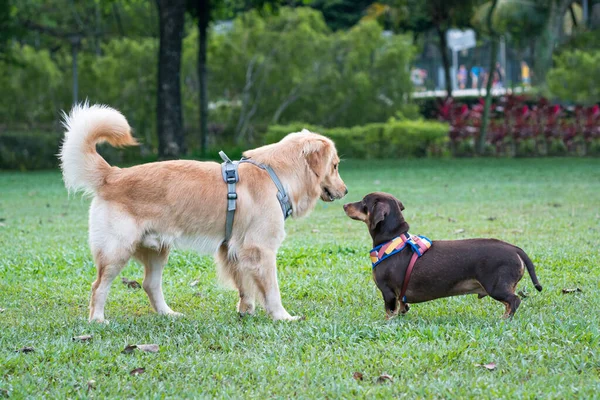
[370,233,432,269]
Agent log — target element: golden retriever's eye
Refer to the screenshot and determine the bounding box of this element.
[334,163,338,170]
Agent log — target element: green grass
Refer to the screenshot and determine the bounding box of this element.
[1,158,599,398]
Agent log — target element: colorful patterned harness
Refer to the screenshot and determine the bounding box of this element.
[370,232,432,303]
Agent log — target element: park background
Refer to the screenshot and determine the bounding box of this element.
[0,1,599,398]
[0,0,599,166]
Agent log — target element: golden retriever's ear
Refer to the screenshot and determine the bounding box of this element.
[303,138,330,178]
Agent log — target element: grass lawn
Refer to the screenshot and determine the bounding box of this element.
[1,158,599,398]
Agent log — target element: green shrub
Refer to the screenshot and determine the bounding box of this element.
[0,131,62,170]
[547,50,600,105]
[265,120,449,158]
[0,131,148,171]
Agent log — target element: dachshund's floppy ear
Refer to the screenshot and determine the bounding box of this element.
[303,133,330,178]
[370,201,390,229]
[398,200,405,211]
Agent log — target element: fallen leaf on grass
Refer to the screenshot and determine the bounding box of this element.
[454,229,465,234]
[0,308,5,313]
[15,347,34,353]
[448,218,456,223]
[73,335,93,342]
[122,344,159,354]
[511,229,524,234]
[376,374,393,383]
[190,280,200,287]
[129,368,145,376]
[87,380,96,392]
[0,223,5,228]
[475,362,496,371]
[121,277,141,289]
[562,288,582,294]
[352,372,363,381]
[487,216,497,221]
[137,344,159,353]
[311,229,320,233]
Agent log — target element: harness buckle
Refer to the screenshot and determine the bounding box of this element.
[225,170,237,183]
[227,193,238,200]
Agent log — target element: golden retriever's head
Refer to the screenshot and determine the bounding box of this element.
[242,129,347,215]
[298,129,347,202]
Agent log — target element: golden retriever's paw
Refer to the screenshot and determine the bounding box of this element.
[89,317,109,325]
[273,313,304,321]
[161,310,184,318]
[237,301,255,315]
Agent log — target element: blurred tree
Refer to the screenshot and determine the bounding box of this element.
[474,0,499,155]
[156,0,186,158]
[187,0,281,156]
[306,0,374,31]
[364,0,479,98]
[0,1,20,63]
[547,49,600,104]
[472,0,577,86]
[207,7,415,141]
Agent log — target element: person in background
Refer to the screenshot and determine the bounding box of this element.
[521,61,531,87]
[470,66,481,90]
[457,64,468,89]
[494,61,504,89]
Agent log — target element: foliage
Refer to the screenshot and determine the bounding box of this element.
[437,95,600,156]
[204,7,416,143]
[471,0,548,45]
[265,119,449,158]
[307,0,375,31]
[0,131,62,170]
[547,50,600,105]
[1,160,600,397]
[0,45,63,127]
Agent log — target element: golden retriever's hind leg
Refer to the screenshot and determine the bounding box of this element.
[135,247,181,317]
[89,251,130,323]
[216,245,256,316]
[240,246,300,321]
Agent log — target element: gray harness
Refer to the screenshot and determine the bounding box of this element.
[219,151,293,243]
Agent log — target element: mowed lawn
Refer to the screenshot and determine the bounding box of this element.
[1,158,599,398]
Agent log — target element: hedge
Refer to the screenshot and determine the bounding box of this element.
[265,119,450,158]
[0,131,62,170]
[0,131,149,171]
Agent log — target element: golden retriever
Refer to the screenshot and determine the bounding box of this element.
[59,104,347,323]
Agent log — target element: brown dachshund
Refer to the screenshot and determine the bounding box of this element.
[344,192,542,319]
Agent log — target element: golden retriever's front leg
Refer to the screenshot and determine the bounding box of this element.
[241,247,300,321]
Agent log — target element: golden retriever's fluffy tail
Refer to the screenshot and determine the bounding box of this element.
[60,103,137,194]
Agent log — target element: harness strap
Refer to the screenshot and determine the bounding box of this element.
[219,151,239,243]
[239,158,293,219]
[400,253,419,303]
[219,151,292,244]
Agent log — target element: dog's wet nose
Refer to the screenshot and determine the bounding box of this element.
[344,187,348,196]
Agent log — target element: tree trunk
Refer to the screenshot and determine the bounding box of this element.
[534,0,573,87]
[70,36,80,105]
[436,26,452,98]
[478,0,499,155]
[197,0,210,157]
[156,0,186,159]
